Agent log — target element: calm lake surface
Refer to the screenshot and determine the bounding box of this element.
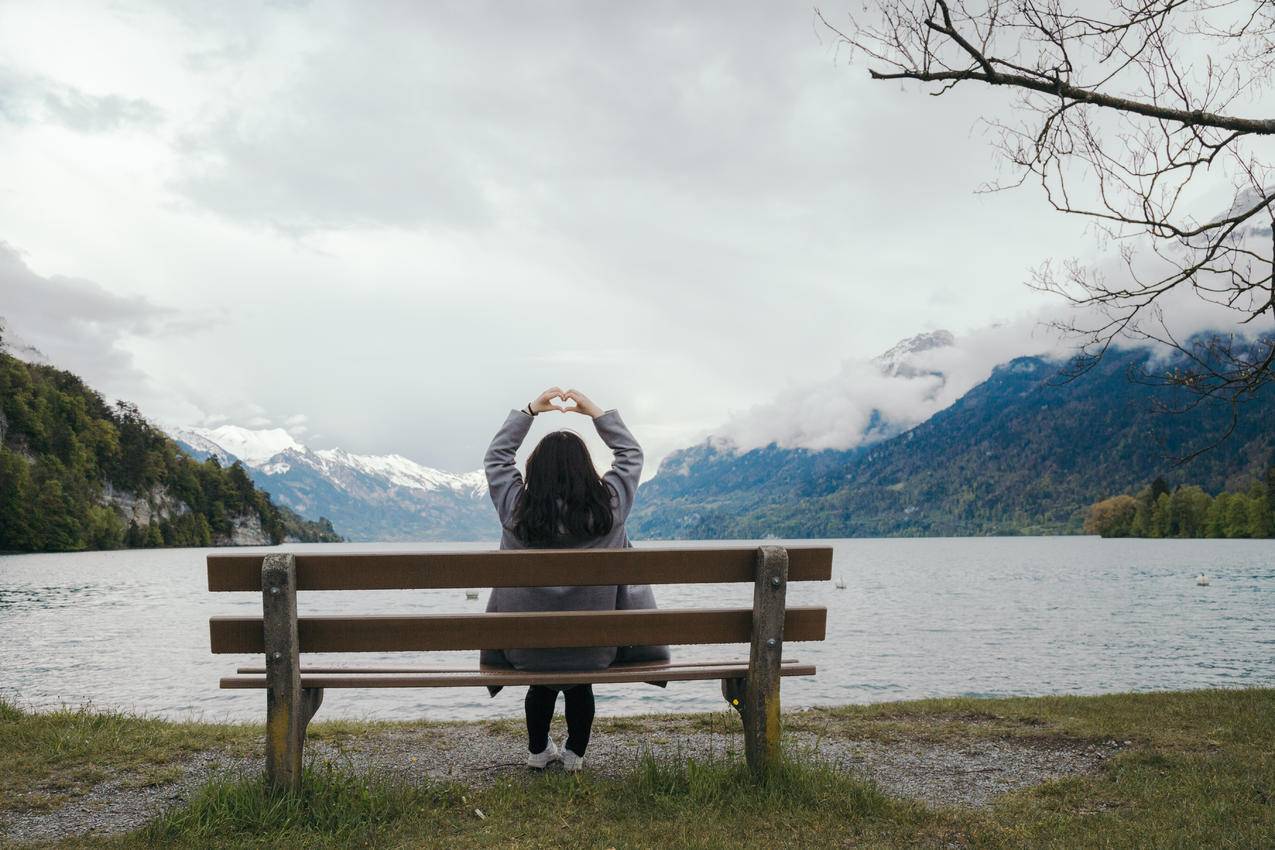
[1,537,1271,722]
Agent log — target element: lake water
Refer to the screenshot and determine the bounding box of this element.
[1,537,1271,723]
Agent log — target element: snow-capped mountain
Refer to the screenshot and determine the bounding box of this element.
[710,330,959,454]
[306,448,486,496]
[871,329,954,379]
[168,426,497,542]
[172,425,303,466]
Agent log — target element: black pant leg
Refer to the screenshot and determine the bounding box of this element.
[525,685,558,754]
[563,684,596,756]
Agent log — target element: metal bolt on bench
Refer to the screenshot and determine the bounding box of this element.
[208,545,832,790]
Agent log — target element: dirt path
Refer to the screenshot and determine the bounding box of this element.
[0,719,1121,845]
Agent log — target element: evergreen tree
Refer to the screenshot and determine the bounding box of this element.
[34,478,81,551]
[124,520,145,547]
[0,447,35,550]
[1246,480,1272,538]
[1206,493,1231,539]
[1224,495,1252,538]
[1266,466,1275,532]
[1130,485,1155,536]
[1150,492,1172,538]
[1169,486,1211,538]
[84,504,124,550]
[195,513,213,546]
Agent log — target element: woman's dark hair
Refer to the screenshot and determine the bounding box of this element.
[513,430,614,547]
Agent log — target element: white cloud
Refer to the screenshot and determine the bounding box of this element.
[0,1,1268,477]
[712,278,1274,454]
[715,313,1073,452]
[0,66,162,133]
[0,242,205,423]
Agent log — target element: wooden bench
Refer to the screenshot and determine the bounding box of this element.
[208,545,831,789]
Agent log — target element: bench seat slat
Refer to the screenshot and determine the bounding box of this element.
[234,658,803,674]
[207,546,833,591]
[210,607,827,654]
[220,663,817,689]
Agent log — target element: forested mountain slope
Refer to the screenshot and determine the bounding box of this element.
[632,346,1275,539]
[0,343,340,552]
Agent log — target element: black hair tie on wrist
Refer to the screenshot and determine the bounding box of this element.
[525,403,536,417]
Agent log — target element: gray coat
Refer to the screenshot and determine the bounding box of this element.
[479,408,670,673]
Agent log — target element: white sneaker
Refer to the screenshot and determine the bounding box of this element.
[526,738,560,769]
[560,739,584,772]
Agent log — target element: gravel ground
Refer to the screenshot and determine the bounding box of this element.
[0,751,253,846]
[0,718,1119,845]
[800,736,1121,809]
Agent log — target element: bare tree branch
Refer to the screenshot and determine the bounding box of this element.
[818,0,1275,408]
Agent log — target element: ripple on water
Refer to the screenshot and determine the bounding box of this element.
[1,538,1273,722]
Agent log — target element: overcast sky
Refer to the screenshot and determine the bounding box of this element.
[0,1,1146,472]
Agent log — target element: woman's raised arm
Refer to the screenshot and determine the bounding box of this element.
[485,387,563,525]
[564,389,644,522]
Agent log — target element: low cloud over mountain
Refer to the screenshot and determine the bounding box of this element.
[711,318,1073,454]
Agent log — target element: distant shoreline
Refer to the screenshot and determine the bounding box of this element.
[14,531,1275,558]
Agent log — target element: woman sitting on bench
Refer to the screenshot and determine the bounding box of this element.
[481,387,669,772]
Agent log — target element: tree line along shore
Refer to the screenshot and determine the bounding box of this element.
[1084,473,1275,539]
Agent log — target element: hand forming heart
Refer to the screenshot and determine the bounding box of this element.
[528,387,603,418]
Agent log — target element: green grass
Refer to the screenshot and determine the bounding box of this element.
[119,752,910,850]
[789,687,1275,749]
[2,689,1272,848]
[138,762,460,849]
[0,698,256,814]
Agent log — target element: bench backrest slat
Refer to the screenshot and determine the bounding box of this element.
[209,606,828,653]
[207,547,833,592]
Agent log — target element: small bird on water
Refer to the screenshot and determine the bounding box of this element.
[1196,574,1210,586]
